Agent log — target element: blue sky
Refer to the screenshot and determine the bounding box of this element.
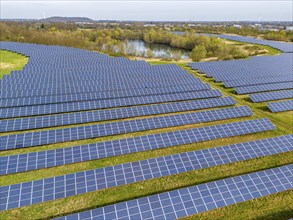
[1,0,292,21]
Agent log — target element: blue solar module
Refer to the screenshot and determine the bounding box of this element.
[0,42,209,105]
[0,135,291,210]
[224,76,293,88]
[173,32,293,53]
[0,97,236,132]
[249,90,293,103]
[235,82,293,94]
[188,53,293,90]
[0,80,201,93]
[0,106,252,150]
[0,84,211,108]
[188,54,292,80]
[0,90,222,119]
[0,118,275,174]
[53,164,292,220]
[1,85,204,99]
[267,100,293,112]
[214,34,293,53]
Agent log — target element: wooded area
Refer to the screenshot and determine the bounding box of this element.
[1,21,288,61]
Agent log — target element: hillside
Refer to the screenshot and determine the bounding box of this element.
[39,16,94,23]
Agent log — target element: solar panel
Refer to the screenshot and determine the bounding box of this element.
[214,34,293,53]
[53,164,292,220]
[0,83,205,99]
[188,53,293,90]
[1,85,195,99]
[224,76,293,88]
[0,84,211,108]
[0,118,275,174]
[235,82,293,94]
[267,100,293,112]
[0,79,201,93]
[249,90,293,103]
[187,33,293,53]
[0,135,291,210]
[1,42,211,107]
[0,90,222,119]
[0,97,236,132]
[0,106,252,150]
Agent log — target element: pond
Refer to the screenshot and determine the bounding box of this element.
[109,40,190,60]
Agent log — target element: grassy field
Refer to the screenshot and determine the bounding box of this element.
[222,39,282,56]
[0,50,28,79]
[0,49,292,220]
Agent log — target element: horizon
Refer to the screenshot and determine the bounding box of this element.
[1,17,293,23]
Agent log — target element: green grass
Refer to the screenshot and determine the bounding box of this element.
[182,190,293,220]
[222,39,282,56]
[0,152,292,220]
[0,48,292,219]
[0,50,28,79]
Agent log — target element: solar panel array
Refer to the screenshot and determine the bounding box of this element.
[224,76,293,88]
[0,42,207,107]
[0,97,236,132]
[1,85,201,99]
[267,100,293,113]
[213,34,293,53]
[0,90,222,119]
[1,135,291,210]
[188,54,293,85]
[0,42,289,218]
[0,106,252,150]
[0,85,213,108]
[173,32,293,53]
[188,49,293,108]
[0,118,275,174]
[55,165,293,220]
[249,90,293,103]
[235,82,293,94]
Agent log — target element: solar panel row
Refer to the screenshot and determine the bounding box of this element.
[0,118,275,174]
[196,33,293,53]
[1,135,291,210]
[267,100,293,113]
[0,67,195,78]
[224,76,293,88]
[3,64,190,79]
[235,82,293,94]
[4,68,191,81]
[249,90,293,103]
[54,165,293,220]
[0,106,252,150]
[188,54,293,84]
[187,53,293,105]
[0,84,211,108]
[0,79,201,92]
[0,97,236,132]
[0,90,222,119]
[188,53,292,107]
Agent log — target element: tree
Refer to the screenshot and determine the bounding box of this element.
[146,49,154,58]
[173,50,182,60]
[189,45,207,61]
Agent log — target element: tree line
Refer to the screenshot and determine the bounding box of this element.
[175,25,293,42]
[1,22,252,61]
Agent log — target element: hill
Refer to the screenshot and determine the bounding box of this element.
[39,16,94,23]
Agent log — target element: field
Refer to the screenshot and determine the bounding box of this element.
[0,50,28,79]
[0,46,292,220]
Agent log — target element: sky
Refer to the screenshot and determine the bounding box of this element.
[1,0,292,21]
